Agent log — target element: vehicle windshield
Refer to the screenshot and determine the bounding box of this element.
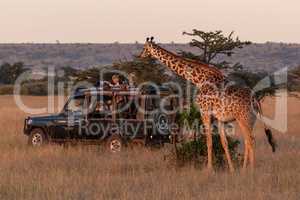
[65,96,85,113]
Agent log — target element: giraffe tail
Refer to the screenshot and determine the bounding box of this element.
[265,128,276,153]
[255,98,277,153]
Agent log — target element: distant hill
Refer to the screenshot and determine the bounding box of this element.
[0,42,299,73]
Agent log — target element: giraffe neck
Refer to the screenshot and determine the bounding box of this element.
[148,44,225,87]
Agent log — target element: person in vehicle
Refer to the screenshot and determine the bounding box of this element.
[110,74,132,89]
[95,101,106,112]
[92,100,110,118]
[128,72,137,88]
[67,97,84,113]
[110,74,126,111]
[110,74,121,87]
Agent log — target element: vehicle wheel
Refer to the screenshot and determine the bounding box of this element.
[153,112,170,135]
[28,128,48,147]
[106,135,123,153]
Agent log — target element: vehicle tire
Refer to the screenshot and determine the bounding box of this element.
[153,112,170,135]
[28,128,48,147]
[106,135,124,153]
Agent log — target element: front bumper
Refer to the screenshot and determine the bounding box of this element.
[23,118,31,135]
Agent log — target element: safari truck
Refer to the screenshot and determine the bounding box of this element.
[23,85,179,152]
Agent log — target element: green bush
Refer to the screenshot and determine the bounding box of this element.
[174,104,240,169]
[175,134,240,169]
[0,81,50,96]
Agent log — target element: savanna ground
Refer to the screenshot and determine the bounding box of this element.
[0,95,299,200]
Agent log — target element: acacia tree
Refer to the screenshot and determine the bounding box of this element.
[180,29,287,99]
[181,29,251,67]
[72,57,169,86]
[113,57,169,84]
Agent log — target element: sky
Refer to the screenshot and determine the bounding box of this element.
[0,0,299,43]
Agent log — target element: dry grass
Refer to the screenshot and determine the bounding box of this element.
[0,95,299,200]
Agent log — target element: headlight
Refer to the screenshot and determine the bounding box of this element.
[27,119,33,125]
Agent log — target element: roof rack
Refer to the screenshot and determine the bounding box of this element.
[73,83,177,96]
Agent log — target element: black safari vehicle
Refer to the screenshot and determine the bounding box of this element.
[24,85,179,152]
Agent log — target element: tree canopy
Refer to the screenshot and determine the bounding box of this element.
[181,29,251,66]
[113,57,169,84]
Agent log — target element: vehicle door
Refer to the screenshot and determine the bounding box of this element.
[86,93,114,140]
[50,95,87,140]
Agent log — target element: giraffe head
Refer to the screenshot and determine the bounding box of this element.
[139,37,155,58]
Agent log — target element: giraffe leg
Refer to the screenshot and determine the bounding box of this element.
[248,135,255,169]
[218,121,235,172]
[202,114,213,172]
[242,139,249,170]
[238,119,255,170]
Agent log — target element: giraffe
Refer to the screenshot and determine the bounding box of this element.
[139,37,276,172]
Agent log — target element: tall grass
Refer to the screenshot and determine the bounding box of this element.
[0,96,299,200]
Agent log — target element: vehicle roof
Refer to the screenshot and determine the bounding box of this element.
[73,85,177,97]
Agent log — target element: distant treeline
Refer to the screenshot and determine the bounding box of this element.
[1,29,300,96]
[1,60,299,96]
[1,42,300,73]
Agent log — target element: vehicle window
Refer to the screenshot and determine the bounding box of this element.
[66,96,85,113]
[95,100,110,113]
[146,96,178,113]
[117,95,138,119]
[89,95,113,118]
[162,98,172,111]
[97,95,112,111]
[146,96,158,111]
